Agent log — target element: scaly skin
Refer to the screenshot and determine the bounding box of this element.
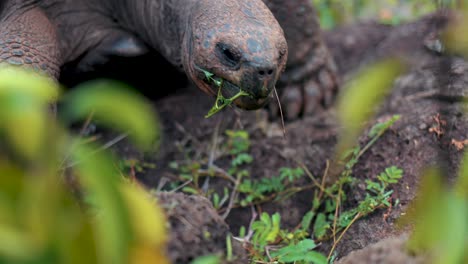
[0,0,339,119]
[0,1,60,77]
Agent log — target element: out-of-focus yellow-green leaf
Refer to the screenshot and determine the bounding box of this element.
[72,143,133,264]
[0,163,24,209]
[399,168,445,251]
[0,65,60,102]
[121,183,169,264]
[335,59,404,155]
[20,168,62,249]
[0,164,42,262]
[120,183,167,247]
[0,94,48,160]
[130,243,170,264]
[0,64,169,263]
[457,150,468,197]
[0,199,13,229]
[0,226,39,260]
[60,80,160,151]
[431,192,467,264]
[395,130,468,262]
[442,10,468,57]
[59,217,99,264]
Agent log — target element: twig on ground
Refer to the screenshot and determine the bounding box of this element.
[327,213,361,261]
[273,87,286,138]
[221,174,241,219]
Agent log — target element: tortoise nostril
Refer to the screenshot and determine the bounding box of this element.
[258,68,274,77]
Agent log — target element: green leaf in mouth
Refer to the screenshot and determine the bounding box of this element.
[201,68,223,87]
[199,68,250,118]
[205,86,250,118]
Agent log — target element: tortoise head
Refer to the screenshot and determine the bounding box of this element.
[182,0,288,110]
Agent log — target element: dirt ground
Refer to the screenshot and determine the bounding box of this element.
[63,10,467,263]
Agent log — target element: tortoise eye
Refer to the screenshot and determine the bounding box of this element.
[278,49,286,61]
[216,43,241,67]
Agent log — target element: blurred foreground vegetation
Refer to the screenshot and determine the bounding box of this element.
[334,6,468,262]
[0,66,168,264]
[314,0,460,29]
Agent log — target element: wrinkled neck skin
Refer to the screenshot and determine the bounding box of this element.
[106,0,195,69]
[107,0,281,84]
[103,0,287,107]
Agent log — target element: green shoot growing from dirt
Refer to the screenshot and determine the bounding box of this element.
[247,212,327,264]
[238,167,305,206]
[200,69,251,118]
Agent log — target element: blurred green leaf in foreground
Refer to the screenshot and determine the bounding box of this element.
[398,8,468,263]
[398,165,467,264]
[0,65,169,264]
[313,0,456,29]
[335,58,405,159]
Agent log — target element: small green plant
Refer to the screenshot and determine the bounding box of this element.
[270,239,327,264]
[168,129,253,196]
[366,166,403,198]
[251,212,281,249]
[237,167,305,206]
[246,212,327,264]
[191,254,222,264]
[225,130,251,154]
[211,187,230,210]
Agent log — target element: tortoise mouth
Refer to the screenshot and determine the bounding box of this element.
[216,79,270,110]
[195,67,271,110]
[203,78,270,110]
